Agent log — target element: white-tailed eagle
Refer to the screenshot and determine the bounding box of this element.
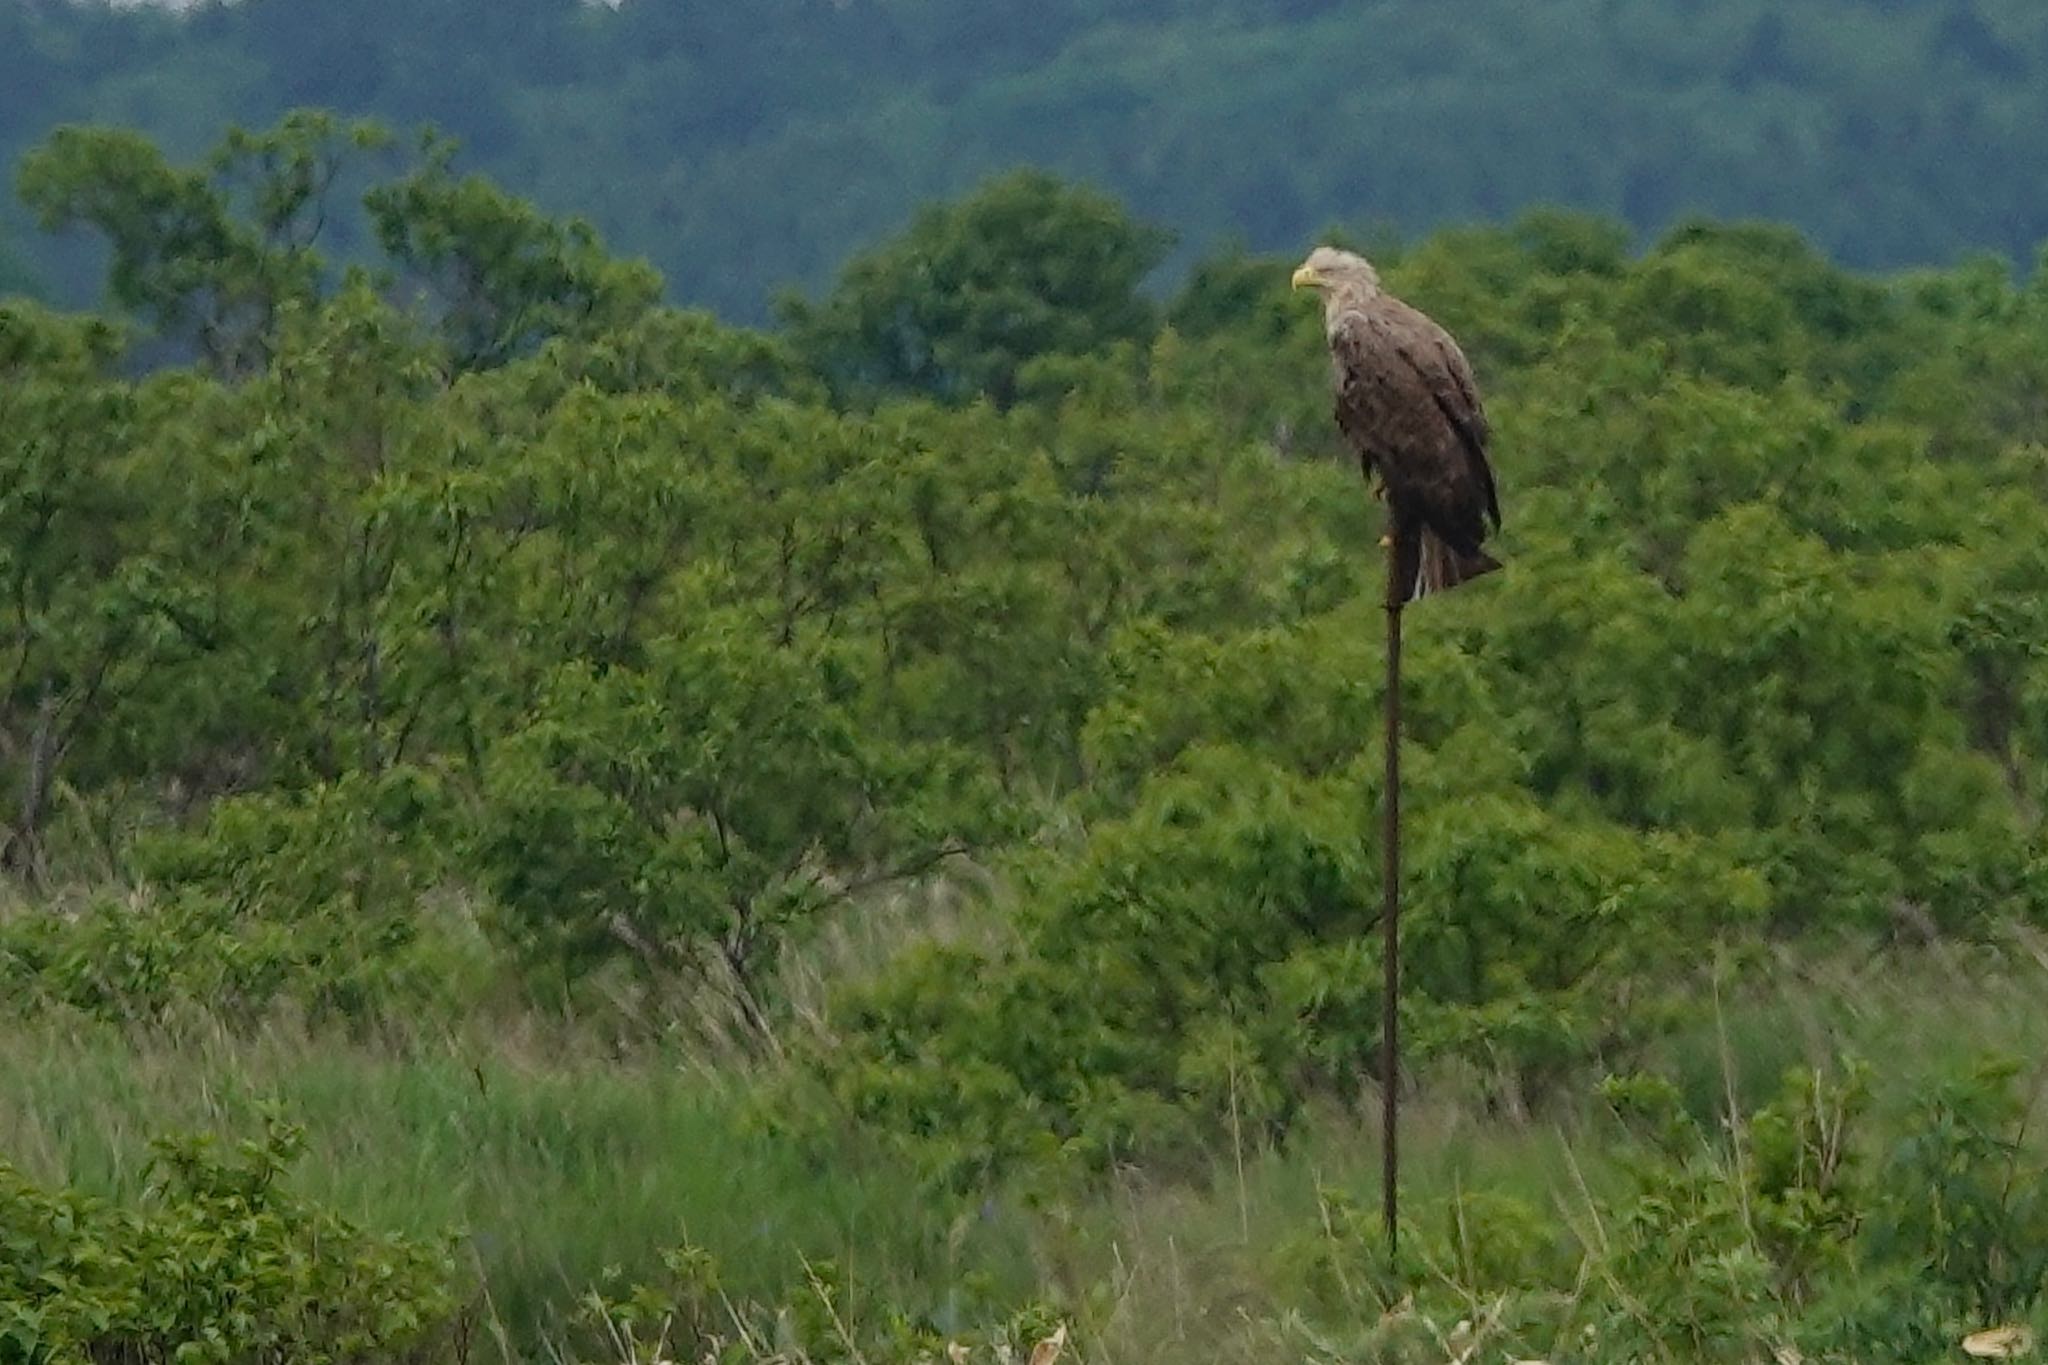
[1293,246,1502,600]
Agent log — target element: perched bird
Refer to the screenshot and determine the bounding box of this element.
[1292,246,1502,601]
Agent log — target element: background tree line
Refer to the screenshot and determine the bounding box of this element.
[5,0,2048,318]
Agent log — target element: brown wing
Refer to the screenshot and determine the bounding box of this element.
[1329,300,1500,555]
[1386,301,1501,532]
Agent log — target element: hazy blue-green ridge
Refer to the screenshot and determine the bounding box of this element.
[7,0,2048,317]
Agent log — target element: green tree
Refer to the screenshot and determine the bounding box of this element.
[476,608,989,1047]
[17,112,386,378]
[780,170,1171,406]
[365,133,660,371]
[0,303,210,882]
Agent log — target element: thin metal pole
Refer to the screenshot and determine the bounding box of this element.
[1382,529,1403,1258]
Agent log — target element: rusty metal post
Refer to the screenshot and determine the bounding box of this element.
[1382,528,1403,1258]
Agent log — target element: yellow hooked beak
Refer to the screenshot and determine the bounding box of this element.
[1290,265,1319,290]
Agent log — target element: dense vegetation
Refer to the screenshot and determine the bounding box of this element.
[8,1,2048,317]
[4,112,2048,1360]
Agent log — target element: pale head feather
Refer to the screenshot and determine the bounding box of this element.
[1293,245,1382,319]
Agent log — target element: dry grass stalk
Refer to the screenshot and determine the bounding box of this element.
[1963,1325,2036,1359]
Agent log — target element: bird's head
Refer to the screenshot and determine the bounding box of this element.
[1291,246,1381,304]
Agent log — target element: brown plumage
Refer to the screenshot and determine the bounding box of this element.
[1292,246,1502,601]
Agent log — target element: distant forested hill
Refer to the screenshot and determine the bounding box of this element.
[6,0,2048,318]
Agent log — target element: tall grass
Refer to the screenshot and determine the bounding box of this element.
[0,1018,1039,1355]
[3,934,2044,1362]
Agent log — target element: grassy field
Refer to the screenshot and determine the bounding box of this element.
[6,934,2044,1362]
[0,1019,1030,1354]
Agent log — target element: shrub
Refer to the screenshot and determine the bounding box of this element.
[787,744,1767,1185]
[1267,1056,2048,1364]
[0,1112,469,1363]
[575,1243,1065,1365]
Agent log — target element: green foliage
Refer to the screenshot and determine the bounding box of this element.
[3,768,493,1026]
[793,740,1771,1184]
[15,1,2048,319]
[576,1244,1063,1365]
[18,112,384,376]
[1575,1058,2048,1362]
[475,613,992,1041]
[1875,1058,2048,1324]
[9,125,2048,1365]
[0,1112,466,1363]
[780,170,1170,406]
[16,112,649,376]
[2,977,2043,1365]
[8,125,2048,1135]
[1274,1056,2048,1364]
[365,132,660,370]
[754,193,2048,1180]
[0,888,462,1028]
[0,299,200,884]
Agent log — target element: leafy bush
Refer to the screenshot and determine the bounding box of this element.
[783,742,1769,1186]
[473,612,996,1045]
[1273,1056,2048,1364]
[575,1244,1065,1365]
[0,768,489,1028]
[0,1113,468,1363]
[769,169,1169,407]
